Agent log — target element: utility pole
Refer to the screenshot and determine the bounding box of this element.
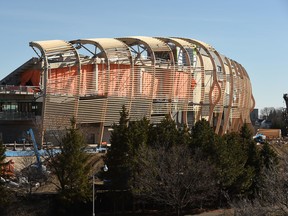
[92,165,108,216]
[92,174,95,216]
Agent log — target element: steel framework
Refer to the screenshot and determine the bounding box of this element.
[27,37,254,144]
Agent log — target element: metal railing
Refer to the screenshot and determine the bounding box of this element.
[0,111,36,120]
[0,85,40,95]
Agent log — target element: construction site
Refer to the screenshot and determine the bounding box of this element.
[0,36,255,145]
[3,37,288,216]
[0,36,255,214]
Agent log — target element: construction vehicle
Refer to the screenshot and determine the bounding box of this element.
[253,133,266,143]
[255,129,282,140]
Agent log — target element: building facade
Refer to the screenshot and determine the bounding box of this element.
[0,37,255,144]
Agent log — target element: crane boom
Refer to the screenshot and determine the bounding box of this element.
[28,128,42,169]
[284,94,288,136]
[284,94,288,111]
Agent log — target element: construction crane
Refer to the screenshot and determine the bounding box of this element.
[28,129,42,171]
[284,94,288,111]
[284,94,288,136]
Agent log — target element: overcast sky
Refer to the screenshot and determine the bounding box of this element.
[0,0,287,110]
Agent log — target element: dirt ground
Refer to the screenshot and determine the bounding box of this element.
[5,156,36,171]
[3,153,104,194]
[192,209,234,216]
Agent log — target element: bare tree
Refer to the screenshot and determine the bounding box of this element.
[260,107,275,119]
[134,144,217,216]
[17,156,48,194]
[232,146,288,215]
[232,198,272,216]
[260,153,288,214]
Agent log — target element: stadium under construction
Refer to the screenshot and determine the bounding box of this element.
[0,36,255,145]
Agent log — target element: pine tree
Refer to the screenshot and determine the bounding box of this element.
[238,123,263,196]
[148,114,179,149]
[215,132,257,198]
[48,117,90,203]
[177,124,191,146]
[245,139,262,196]
[240,123,253,141]
[128,117,149,151]
[104,105,131,190]
[128,117,150,203]
[128,117,150,171]
[260,142,278,169]
[190,119,217,157]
